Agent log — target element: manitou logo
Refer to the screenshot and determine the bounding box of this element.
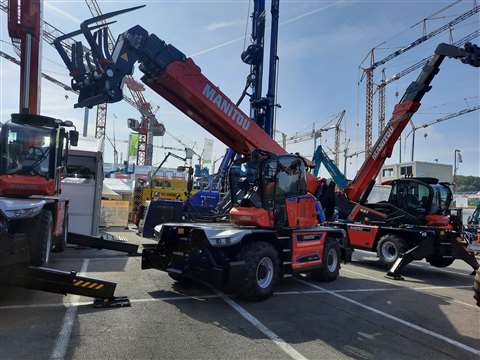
[202,83,251,130]
[372,124,394,160]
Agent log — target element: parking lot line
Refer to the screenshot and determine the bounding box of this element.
[295,278,480,357]
[1,283,473,311]
[409,262,475,277]
[215,290,310,360]
[342,267,396,284]
[49,259,89,360]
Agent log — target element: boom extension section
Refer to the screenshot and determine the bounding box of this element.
[54,6,285,157]
[345,42,480,203]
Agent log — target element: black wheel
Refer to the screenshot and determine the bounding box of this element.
[311,240,341,282]
[238,241,280,301]
[53,213,68,253]
[377,234,408,267]
[168,272,192,285]
[30,210,53,266]
[426,255,455,268]
[474,271,480,307]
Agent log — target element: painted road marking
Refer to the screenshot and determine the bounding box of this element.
[214,290,310,360]
[296,278,480,357]
[0,285,473,311]
[49,259,89,360]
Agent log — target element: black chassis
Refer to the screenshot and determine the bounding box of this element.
[141,222,347,288]
[0,210,44,269]
[330,220,479,277]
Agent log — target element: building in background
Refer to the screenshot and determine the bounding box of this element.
[378,161,453,184]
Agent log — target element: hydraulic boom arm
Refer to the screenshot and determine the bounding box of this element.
[313,145,348,190]
[54,6,285,157]
[345,42,480,203]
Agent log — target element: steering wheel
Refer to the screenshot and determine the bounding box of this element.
[25,146,46,160]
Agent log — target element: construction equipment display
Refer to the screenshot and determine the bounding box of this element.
[54,4,347,301]
[329,43,480,279]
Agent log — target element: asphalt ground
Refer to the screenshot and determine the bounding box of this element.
[0,230,478,360]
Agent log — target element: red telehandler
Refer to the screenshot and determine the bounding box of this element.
[54,5,348,300]
[329,43,480,279]
[0,0,134,307]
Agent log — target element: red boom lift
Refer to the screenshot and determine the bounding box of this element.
[331,43,480,278]
[0,0,133,307]
[54,5,347,300]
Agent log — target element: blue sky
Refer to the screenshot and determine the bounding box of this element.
[1,0,479,176]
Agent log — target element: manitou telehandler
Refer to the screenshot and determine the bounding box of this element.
[55,4,348,301]
[325,43,480,279]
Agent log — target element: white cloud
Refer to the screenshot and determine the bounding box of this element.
[44,1,81,24]
[191,0,350,58]
[207,19,244,32]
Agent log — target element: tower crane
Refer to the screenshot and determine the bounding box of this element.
[406,105,480,161]
[281,110,345,162]
[377,29,480,132]
[361,4,479,155]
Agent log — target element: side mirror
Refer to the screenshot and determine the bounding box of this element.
[69,130,79,146]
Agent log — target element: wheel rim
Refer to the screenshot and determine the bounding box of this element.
[381,241,397,263]
[256,257,274,289]
[327,248,338,273]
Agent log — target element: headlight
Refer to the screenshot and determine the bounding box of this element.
[212,237,232,247]
[4,207,42,219]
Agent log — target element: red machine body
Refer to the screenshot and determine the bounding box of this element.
[0,175,55,197]
[7,0,42,114]
[331,43,480,278]
[53,6,347,300]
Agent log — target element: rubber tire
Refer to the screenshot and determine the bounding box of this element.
[426,255,455,268]
[168,272,192,285]
[474,271,480,307]
[238,241,280,301]
[311,240,341,282]
[377,234,408,267]
[53,214,68,253]
[30,210,53,266]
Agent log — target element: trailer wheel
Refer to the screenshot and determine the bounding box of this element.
[426,255,454,268]
[239,241,280,301]
[311,240,340,282]
[53,214,68,253]
[377,234,407,266]
[30,210,53,266]
[474,271,480,307]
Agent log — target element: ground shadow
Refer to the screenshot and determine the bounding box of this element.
[163,275,479,360]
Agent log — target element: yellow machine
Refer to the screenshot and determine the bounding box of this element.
[131,151,195,225]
